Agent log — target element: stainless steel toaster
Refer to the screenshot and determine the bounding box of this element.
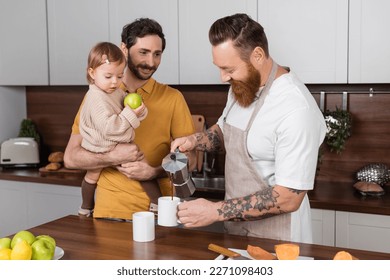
[0,137,40,167]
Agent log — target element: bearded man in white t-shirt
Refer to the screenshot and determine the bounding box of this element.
[171,13,326,243]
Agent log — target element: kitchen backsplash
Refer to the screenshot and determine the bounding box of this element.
[26,84,390,183]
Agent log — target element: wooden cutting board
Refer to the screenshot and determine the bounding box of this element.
[192,115,206,172]
[192,114,205,133]
[39,167,85,175]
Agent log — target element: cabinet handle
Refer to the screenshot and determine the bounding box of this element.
[342,91,348,110]
[320,91,325,112]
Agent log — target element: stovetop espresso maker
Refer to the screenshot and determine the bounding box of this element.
[162,149,196,198]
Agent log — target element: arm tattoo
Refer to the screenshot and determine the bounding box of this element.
[217,186,304,222]
[207,129,222,152]
[195,133,207,151]
[195,129,222,152]
[288,188,306,195]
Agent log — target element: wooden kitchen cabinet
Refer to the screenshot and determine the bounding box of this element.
[348,0,390,83]
[0,0,49,85]
[47,0,109,85]
[0,180,81,237]
[178,0,257,84]
[108,0,179,85]
[257,0,348,84]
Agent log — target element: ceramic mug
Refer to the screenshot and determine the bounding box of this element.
[157,196,181,227]
[132,211,155,242]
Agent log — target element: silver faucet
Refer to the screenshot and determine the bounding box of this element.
[202,152,215,178]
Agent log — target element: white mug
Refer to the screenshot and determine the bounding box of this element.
[157,196,181,227]
[132,211,155,242]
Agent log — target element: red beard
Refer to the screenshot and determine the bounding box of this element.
[230,63,261,108]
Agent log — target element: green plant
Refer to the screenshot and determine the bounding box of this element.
[323,107,352,154]
[18,118,40,145]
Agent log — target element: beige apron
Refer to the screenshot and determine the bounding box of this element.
[223,61,291,240]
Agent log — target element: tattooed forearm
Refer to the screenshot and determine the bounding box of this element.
[206,128,222,152]
[195,128,223,152]
[217,195,252,221]
[253,187,279,212]
[217,187,295,222]
[195,133,207,151]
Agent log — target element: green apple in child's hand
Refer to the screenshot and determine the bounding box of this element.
[124,93,142,109]
[31,239,55,260]
[0,237,11,249]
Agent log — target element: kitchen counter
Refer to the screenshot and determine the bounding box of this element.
[310,181,390,215]
[26,214,390,260]
[1,168,390,215]
[0,167,85,186]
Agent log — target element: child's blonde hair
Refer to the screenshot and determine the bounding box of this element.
[87,42,126,84]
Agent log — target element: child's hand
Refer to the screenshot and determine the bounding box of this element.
[133,102,146,118]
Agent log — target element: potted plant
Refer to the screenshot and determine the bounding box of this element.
[323,107,352,154]
[18,119,40,145]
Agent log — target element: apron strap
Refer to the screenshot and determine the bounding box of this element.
[245,61,278,131]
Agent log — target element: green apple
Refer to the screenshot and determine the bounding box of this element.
[31,239,55,260]
[36,234,56,248]
[124,93,142,109]
[11,230,36,249]
[0,237,11,250]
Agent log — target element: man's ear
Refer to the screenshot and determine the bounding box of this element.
[252,46,266,64]
[121,42,128,56]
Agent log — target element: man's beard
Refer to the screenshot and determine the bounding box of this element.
[230,63,261,107]
[127,53,157,80]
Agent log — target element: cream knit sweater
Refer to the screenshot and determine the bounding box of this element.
[80,84,147,153]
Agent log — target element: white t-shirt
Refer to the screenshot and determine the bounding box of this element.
[217,71,326,243]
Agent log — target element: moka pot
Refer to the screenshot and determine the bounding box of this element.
[161,150,196,198]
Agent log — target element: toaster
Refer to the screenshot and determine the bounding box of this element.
[0,137,40,167]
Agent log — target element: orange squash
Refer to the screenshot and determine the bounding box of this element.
[333,251,358,260]
[247,244,277,260]
[274,243,300,260]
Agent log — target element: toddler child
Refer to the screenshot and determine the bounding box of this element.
[78,42,159,217]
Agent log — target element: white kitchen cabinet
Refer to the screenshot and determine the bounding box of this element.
[2,1,389,86]
[109,0,179,85]
[257,0,348,84]
[0,0,49,85]
[311,208,335,246]
[47,0,109,85]
[311,209,390,253]
[348,0,390,83]
[0,180,81,237]
[178,0,257,84]
[336,211,390,253]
